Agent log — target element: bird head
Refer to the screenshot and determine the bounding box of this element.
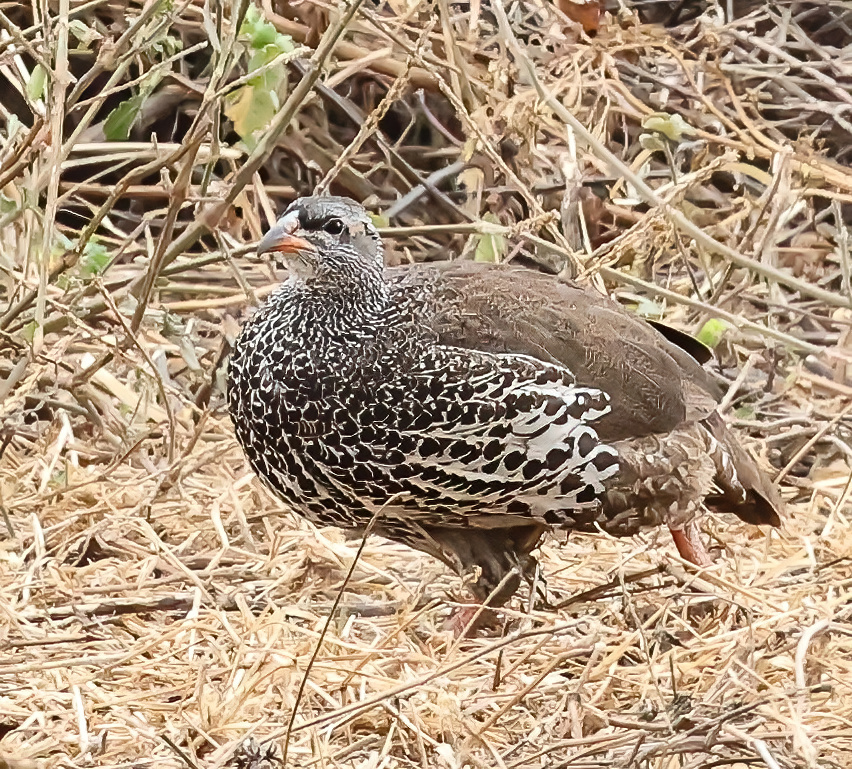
[256,196,384,282]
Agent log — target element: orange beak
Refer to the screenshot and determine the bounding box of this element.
[256,213,315,256]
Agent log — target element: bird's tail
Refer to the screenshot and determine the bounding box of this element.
[702,410,783,527]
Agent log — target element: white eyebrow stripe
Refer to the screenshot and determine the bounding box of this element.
[279,210,300,232]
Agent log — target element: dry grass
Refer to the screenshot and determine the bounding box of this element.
[1,0,852,767]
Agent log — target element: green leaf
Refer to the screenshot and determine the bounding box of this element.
[369,213,390,230]
[56,273,72,290]
[225,59,290,145]
[21,320,38,344]
[696,318,730,348]
[0,193,17,215]
[242,5,276,47]
[734,405,755,420]
[53,232,75,254]
[27,64,46,101]
[224,87,276,148]
[638,133,666,153]
[68,19,102,50]
[149,32,183,58]
[241,4,293,51]
[474,214,507,263]
[642,112,695,143]
[161,310,186,337]
[225,4,293,145]
[80,239,111,277]
[104,94,146,141]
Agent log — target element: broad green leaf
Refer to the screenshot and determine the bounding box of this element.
[225,6,293,146]
[53,232,74,253]
[161,310,186,337]
[104,94,146,141]
[27,64,46,101]
[224,86,278,148]
[696,318,730,348]
[149,32,182,58]
[103,67,164,142]
[5,114,22,140]
[56,273,72,290]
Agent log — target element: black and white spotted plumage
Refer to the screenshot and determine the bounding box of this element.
[228,196,782,606]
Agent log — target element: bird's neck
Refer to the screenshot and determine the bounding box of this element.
[282,266,394,329]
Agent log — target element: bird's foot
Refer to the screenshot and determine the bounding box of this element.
[669,522,713,567]
[443,603,502,637]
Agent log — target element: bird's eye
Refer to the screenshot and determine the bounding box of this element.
[323,218,345,235]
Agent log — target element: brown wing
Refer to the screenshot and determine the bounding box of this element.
[387,261,720,442]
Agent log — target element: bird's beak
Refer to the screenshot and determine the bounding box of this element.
[256,213,315,257]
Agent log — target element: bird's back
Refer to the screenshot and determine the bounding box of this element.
[388,261,718,439]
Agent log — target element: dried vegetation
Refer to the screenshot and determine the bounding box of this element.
[1,0,852,767]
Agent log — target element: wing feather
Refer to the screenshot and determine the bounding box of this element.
[270,346,619,526]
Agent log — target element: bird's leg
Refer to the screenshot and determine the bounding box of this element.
[526,555,554,611]
[451,541,547,635]
[668,520,713,567]
[447,567,519,637]
[431,525,545,636]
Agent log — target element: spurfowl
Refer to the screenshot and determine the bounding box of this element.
[228,196,782,609]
